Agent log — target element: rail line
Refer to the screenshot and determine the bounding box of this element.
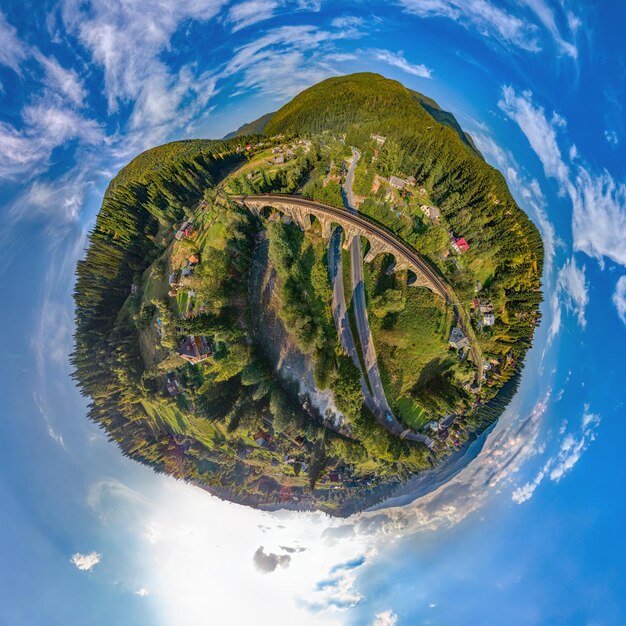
[232,193,483,382]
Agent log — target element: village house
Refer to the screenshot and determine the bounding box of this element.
[449,327,470,350]
[389,175,406,190]
[440,413,457,428]
[177,335,212,364]
[174,220,190,241]
[370,133,386,145]
[405,175,416,186]
[165,374,182,397]
[168,273,179,287]
[272,154,285,165]
[466,382,480,394]
[479,303,494,313]
[451,235,470,254]
[420,204,441,221]
[188,254,199,266]
[483,313,496,326]
[254,430,271,447]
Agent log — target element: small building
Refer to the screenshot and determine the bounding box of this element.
[483,313,495,326]
[130,283,139,297]
[425,420,439,432]
[189,254,199,266]
[389,175,406,190]
[420,204,440,221]
[440,413,456,428]
[254,430,271,447]
[449,327,470,350]
[174,220,190,241]
[181,267,192,278]
[177,335,212,364]
[451,236,470,254]
[479,303,494,313]
[165,374,182,397]
[371,133,387,145]
[168,273,179,286]
[405,175,416,186]
[272,154,285,165]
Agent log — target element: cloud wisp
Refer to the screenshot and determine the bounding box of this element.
[71,551,101,571]
[499,86,626,270]
[370,49,432,78]
[397,0,578,58]
[613,276,626,325]
[512,405,601,503]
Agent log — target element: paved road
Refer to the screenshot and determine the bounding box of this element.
[341,147,360,213]
[341,150,434,448]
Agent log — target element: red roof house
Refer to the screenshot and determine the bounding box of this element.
[452,237,470,254]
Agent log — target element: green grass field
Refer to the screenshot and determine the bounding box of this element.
[364,256,452,407]
[396,396,430,430]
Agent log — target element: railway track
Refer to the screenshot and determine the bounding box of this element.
[232,193,483,382]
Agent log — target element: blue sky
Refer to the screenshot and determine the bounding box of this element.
[0,1,625,624]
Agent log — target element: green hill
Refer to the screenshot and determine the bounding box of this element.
[223,112,275,139]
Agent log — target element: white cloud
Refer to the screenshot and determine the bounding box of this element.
[512,405,601,503]
[612,276,626,325]
[556,256,588,329]
[61,0,226,151]
[71,551,101,571]
[499,86,626,270]
[134,587,150,597]
[371,49,432,78]
[398,0,578,57]
[331,16,364,29]
[227,0,280,32]
[221,23,364,100]
[498,86,569,183]
[604,129,619,145]
[0,11,28,72]
[0,105,103,180]
[570,168,626,267]
[398,0,540,52]
[36,53,87,107]
[253,546,291,573]
[372,609,398,626]
[517,0,578,58]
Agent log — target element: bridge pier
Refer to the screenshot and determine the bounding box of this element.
[364,239,386,263]
[342,226,359,250]
[318,217,333,240]
[292,211,312,231]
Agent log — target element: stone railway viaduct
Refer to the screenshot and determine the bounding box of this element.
[230,193,483,383]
